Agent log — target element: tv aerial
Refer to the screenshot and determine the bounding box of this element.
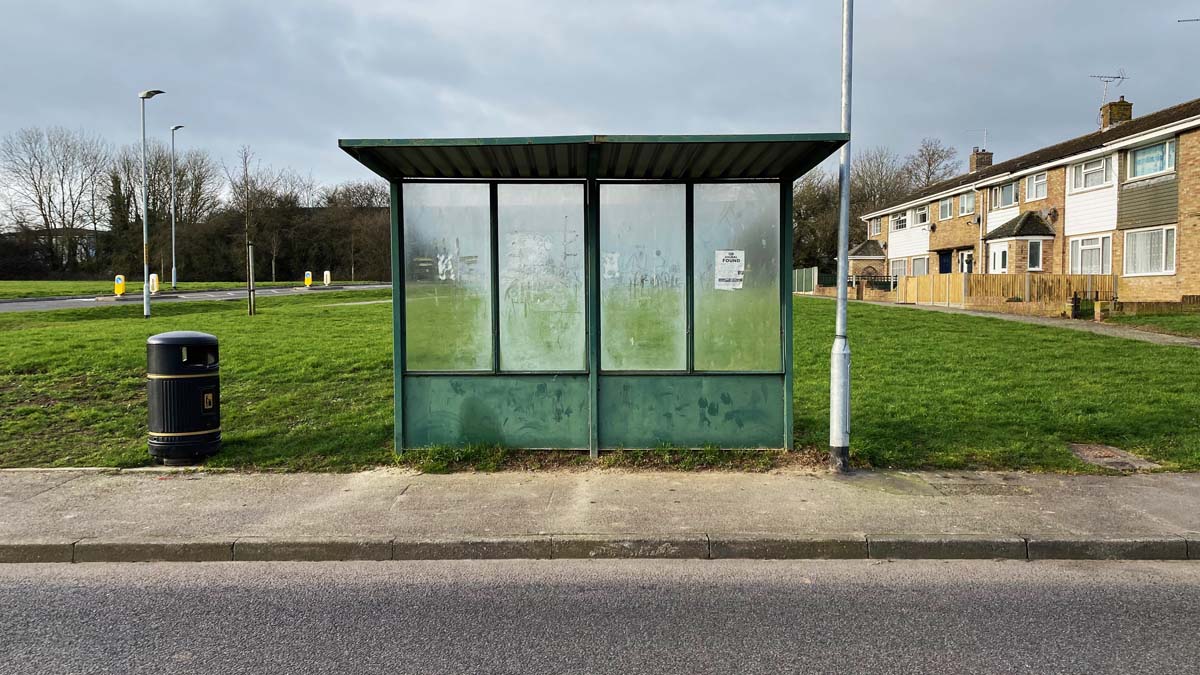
[1089,69,1130,127]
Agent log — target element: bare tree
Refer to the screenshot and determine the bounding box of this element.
[902,138,961,190]
[0,127,110,272]
[320,180,388,280]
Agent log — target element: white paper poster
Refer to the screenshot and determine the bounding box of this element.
[715,249,744,290]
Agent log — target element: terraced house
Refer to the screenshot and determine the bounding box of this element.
[852,95,1200,302]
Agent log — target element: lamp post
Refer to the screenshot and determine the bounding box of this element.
[138,89,164,318]
[829,0,853,471]
[170,124,184,290]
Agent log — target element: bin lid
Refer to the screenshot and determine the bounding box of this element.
[147,331,218,346]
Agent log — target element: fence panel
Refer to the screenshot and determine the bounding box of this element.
[793,266,818,294]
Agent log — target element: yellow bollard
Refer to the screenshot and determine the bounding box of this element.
[149,273,160,294]
[114,275,126,297]
[304,271,313,287]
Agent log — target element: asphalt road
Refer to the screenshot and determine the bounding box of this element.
[1,560,1197,674]
[0,284,391,313]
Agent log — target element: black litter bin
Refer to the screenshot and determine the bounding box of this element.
[147,331,221,465]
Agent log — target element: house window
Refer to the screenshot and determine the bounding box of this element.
[1123,226,1176,276]
[959,192,975,215]
[1028,240,1043,271]
[914,206,929,226]
[869,217,881,236]
[1069,235,1112,275]
[912,257,929,276]
[939,198,954,220]
[1071,156,1112,191]
[989,243,1009,273]
[990,182,1018,209]
[890,259,907,277]
[891,211,907,231]
[1128,140,1176,180]
[1026,172,1047,201]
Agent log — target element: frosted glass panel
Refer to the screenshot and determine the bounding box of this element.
[693,183,781,371]
[600,184,686,370]
[402,183,492,371]
[497,184,586,371]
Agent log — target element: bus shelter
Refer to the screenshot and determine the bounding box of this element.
[340,134,847,456]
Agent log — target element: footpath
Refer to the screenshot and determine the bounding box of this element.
[1,468,1198,563]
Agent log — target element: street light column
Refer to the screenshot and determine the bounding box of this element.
[170,124,184,290]
[138,89,164,318]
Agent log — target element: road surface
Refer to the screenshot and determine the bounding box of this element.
[1,559,1197,674]
[0,284,391,313]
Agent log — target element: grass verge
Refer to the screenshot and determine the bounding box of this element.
[2,292,1200,472]
[1105,313,1200,338]
[0,279,383,300]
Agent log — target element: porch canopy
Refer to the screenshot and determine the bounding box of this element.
[340,133,847,456]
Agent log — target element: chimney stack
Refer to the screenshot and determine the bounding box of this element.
[1101,96,1133,130]
[969,147,993,173]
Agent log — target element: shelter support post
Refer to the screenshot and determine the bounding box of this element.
[390,182,406,452]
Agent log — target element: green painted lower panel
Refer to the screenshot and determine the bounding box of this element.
[599,375,785,449]
[404,375,589,449]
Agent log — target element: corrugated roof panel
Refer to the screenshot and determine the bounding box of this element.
[339,133,847,181]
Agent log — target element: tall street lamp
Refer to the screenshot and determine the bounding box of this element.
[170,124,184,290]
[138,89,165,318]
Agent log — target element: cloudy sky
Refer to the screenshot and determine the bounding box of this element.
[2,0,1197,185]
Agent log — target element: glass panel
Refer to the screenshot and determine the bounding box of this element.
[1131,143,1166,177]
[403,183,492,371]
[497,183,585,371]
[1166,229,1176,271]
[599,184,686,370]
[693,183,780,371]
[1102,236,1111,274]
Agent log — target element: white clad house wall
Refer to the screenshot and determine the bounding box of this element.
[1064,153,1119,237]
[1064,182,1118,236]
[887,225,931,260]
[986,206,1019,233]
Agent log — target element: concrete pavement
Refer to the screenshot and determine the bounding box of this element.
[1,468,1197,562]
[0,283,390,313]
[3,559,1198,674]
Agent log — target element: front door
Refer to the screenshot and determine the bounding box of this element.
[938,251,952,274]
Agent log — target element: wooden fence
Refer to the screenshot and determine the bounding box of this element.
[894,273,1117,307]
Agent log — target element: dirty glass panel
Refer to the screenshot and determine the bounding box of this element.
[693,182,781,371]
[599,184,686,370]
[402,183,492,371]
[497,183,586,371]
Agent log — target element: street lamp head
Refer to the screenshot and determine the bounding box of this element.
[138,89,165,99]
[171,124,185,132]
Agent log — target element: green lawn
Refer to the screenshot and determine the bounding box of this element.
[792,297,1200,471]
[1,293,1198,471]
[1105,313,1200,338]
[0,280,382,300]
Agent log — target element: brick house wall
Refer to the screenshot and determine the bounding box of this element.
[1020,168,1067,274]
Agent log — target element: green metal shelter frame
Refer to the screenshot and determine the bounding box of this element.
[340,133,847,457]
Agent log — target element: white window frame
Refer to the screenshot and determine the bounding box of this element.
[1069,234,1112,275]
[890,259,907,277]
[1026,172,1047,202]
[1070,156,1113,193]
[1122,225,1177,277]
[990,182,1018,210]
[939,198,954,220]
[891,211,907,231]
[914,206,929,226]
[959,192,975,216]
[1028,240,1043,271]
[1127,139,1176,181]
[989,243,1009,274]
[911,256,929,276]
[869,217,881,236]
